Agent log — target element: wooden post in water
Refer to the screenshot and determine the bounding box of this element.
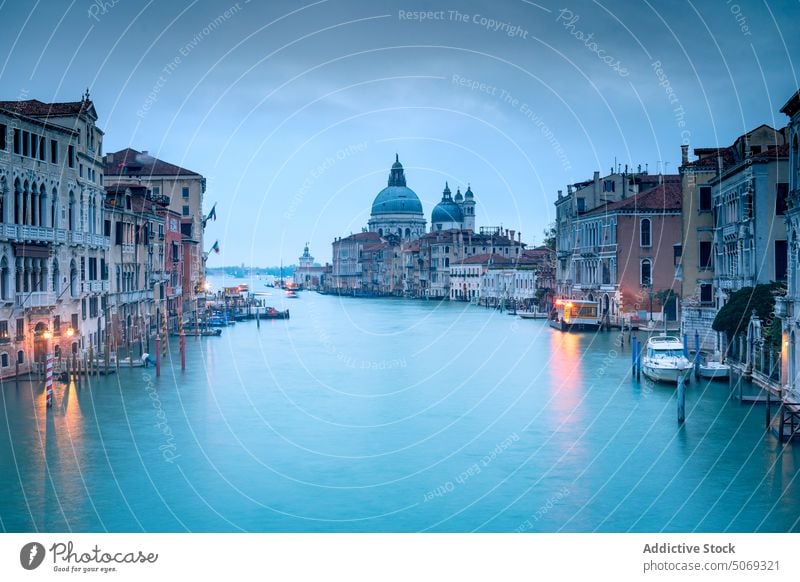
[636,338,641,381]
[155,335,161,377]
[694,330,700,379]
[683,333,688,358]
[631,336,637,379]
[677,370,686,424]
[256,309,260,329]
[766,389,771,430]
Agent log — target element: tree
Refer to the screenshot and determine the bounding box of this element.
[712,283,785,348]
[542,222,556,251]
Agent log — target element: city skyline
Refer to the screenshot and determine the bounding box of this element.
[0,0,797,265]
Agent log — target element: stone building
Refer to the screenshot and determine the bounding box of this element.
[779,90,800,398]
[0,95,109,376]
[104,148,207,326]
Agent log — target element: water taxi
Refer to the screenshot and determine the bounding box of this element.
[548,299,601,331]
[641,335,693,383]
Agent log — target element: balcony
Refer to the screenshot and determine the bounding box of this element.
[81,281,109,293]
[88,234,110,248]
[117,289,154,304]
[16,291,56,308]
[69,231,85,244]
[122,243,135,254]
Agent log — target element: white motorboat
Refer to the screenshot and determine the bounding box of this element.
[641,335,693,383]
[699,360,730,380]
[518,309,548,320]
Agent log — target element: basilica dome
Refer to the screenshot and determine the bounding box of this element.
[370,155,424,216]
[431,182,464,224]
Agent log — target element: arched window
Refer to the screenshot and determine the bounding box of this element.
[0,177,5,223]
[38,183,46,226]
[13,179,21,224]
[0,353,7,367]
[640,218,652,247]
[69,260,78,298]
[641,258,652,286]
[378,228,383,236]
[0,256,7,301]
[51,259,60,296]
[17,350,24,364]
[68,191,75,230]
[404,228,410,238]
[51,188,58,228]
[22,180,30,225]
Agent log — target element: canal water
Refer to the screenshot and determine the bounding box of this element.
[2,289,799,532]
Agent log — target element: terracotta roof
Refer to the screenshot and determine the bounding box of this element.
[582,178,681,217]
[455,253,513,266]
[750,143,790,160]
[682,146,739,171]
[105,148,201,177]
[337,231,381,243]
[0,99,94,118]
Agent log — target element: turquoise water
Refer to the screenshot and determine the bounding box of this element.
[1,291,799,532]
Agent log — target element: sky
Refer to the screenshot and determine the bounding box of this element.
[0,0,798,265]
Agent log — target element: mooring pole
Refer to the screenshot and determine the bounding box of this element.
[631,336,637,379]
[677,370,686,424]
[683,333,688,358]
[694,330,700,379]
[155,335,161,378]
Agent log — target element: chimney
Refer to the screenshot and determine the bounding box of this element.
[681,145,689,165]
[509,229,515,242]
[557,189,563,199]
[142,150,148,155]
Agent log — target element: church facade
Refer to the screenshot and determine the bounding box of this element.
[329,155,527,298]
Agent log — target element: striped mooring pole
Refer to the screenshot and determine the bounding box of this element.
[45,353,54,408]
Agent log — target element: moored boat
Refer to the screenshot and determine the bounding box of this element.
[548,299,601,331]
[641,335,693,383]
[518,309,548,320]
[262,307,290,319]
[699,360,730,380]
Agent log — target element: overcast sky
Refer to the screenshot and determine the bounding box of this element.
[1,0,798,265]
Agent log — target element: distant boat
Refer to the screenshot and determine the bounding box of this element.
[518,308,548,320]
[263,307,290,319]
[176,328,223,337]
[641,335,693,384]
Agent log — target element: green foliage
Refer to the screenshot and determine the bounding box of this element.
[543,222,556,251]
[711,283,785,347]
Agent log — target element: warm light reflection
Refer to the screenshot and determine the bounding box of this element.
[65,328,75,338]
[43,331,52,340]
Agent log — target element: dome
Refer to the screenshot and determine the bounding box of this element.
[372,186,424,215]
[431,182,464,224]
[465,185,474,199]
[454,187,463,202]
[371,155,424,216]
